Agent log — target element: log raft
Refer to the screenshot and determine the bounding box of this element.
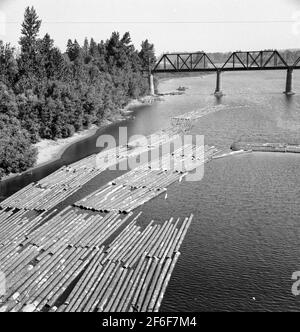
[75,145,218,213]
[0,128,181,212]
[0,210,194,312]
[0,128,202,312]
[231,142,300,154]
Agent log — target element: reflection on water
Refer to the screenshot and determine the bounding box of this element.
[1,70,300,311]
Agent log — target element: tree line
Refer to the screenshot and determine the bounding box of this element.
[0,7,156,180]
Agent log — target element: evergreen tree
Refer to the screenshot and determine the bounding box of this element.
[19,6,42,54]
[139,39,156,71]
[0,6,156,179]
[0,42,18,86]
[89,38,98,57]
[66,39,81,62]
[0,114,37,179]
[18,6,42,81]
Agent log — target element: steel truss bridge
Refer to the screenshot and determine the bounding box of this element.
[152,50,300,95]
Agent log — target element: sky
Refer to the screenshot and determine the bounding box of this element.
[0,0,300,55]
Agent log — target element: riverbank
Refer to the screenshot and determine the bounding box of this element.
[33,95,163,167]
[34,125,99,166]
[0,94,162,183]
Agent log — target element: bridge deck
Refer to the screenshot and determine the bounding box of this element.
[153,66,300,73]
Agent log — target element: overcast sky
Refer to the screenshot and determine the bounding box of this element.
[0,0,300,54]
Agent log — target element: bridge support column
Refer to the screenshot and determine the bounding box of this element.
[284,68,294,95]
[214,70,223,97]
[149,73,155,96]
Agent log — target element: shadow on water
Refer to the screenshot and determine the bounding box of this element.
[284,93,296,108]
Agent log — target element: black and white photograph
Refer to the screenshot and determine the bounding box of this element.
[0,0,299,317]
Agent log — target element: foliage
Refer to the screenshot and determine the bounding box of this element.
[0,6,156,179]
[0,114,37,177]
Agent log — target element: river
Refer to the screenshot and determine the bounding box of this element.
[1,70,300,311]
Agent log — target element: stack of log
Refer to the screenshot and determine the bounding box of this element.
[171,104,247,128]
[0,207,134,312]
[75,145,219,213]
[0,210,194,313]
[0,128,181,212]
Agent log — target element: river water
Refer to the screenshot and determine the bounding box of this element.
[1,70,300,311]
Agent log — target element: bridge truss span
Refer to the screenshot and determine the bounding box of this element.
[153,50,300,73]
[152,50,300,95]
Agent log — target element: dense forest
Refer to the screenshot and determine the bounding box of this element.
[0,7,156,180]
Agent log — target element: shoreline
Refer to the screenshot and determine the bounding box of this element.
[33,94,165,167]
[1,94,162,183]
[33,125,99,167]
[33,95,166,167]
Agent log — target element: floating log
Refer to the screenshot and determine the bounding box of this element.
[121,258,148,312]
[63,248,104,312]
[0,210,194,312]
[140,260,164,312]
[1,128,181,212]
[109,269,134,312]
[147,258,172,312]
[129,258,153,312]
[70,262,107,312]
[153,252,181,312]
[127,226,162,268]
[77,261,116,312]
[134,258,159,312]
[103,268,128,312]
[83,262,121,312]
[231,141,300,154]
[75,145,219,214]
[97,266,124,312]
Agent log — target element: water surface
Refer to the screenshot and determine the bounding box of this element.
[1,70,300,311]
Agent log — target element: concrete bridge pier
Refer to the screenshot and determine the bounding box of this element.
[284,68,295,95]
[214,70,223,97]
[149,73,155,95]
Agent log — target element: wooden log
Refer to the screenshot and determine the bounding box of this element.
[121,222,154,265]
[109,269,134,312]
[126,226,161,268]
[36,249,90,311]
[97,266,124,312]
[44,249,93,310]
[174,214,194,253]
[166,217,188,258]
[128,257,153,312]
[108,212,142,249]
[83,262,120,312]
[71,262,110,312]
[158,219,179,260]
[153,221,174,259]
[140,260,164,312]
[11,247,78,311]
[148,220,171,257]
[103,268,128,312]
[64,251,105,312]
[30,248,86,311]
[118,254,147,312]
[147,258,172,312]
[153,252,181,312]
[135,257,159,312]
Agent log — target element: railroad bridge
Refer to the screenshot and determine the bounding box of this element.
[151,50,300,96]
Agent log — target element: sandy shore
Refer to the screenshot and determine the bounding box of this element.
[34,95,162,167]
[33,125,99,166]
